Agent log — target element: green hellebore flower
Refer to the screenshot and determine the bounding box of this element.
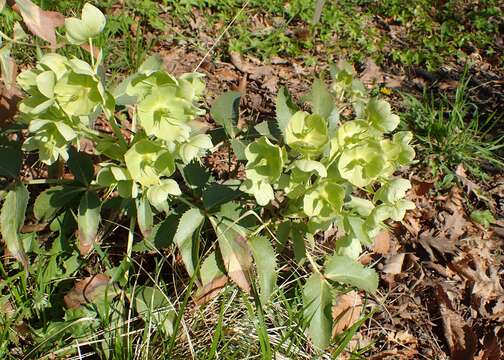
[240,179,275,206]
[244,136,287,183]
[124,140,175,187]
[137,85,203,142]
[23,119,76,165]
[338,140,386,187]
[285,111,328,155]
[54,70,104,116]
[303,180,345,220]
[381,131,415,166]
[65,3,106,45]
[365,98,400,133]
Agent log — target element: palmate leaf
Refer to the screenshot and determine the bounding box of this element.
[0,183,29,268]
[303,273,333,349]
[324,254,378,293]
[67,147,94,186]
[173,208,205,277]
[209,216,252,293]
[77,191,101,255]
[249,235,277,303]
[134,286,176,336]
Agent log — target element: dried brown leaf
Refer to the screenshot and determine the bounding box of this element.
[382,253,405,275]
[436,284,477,360]
[455,164,481,195]
[360,59,384,86]
[64,274,116,309]
[194,275,228,305]
[13,0,65,48]
[332,290,363,337]
[373,230,391,255]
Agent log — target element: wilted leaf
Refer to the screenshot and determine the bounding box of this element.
[324,254,378,293]
[64,274,117,308]
[195,250,228,305]
[303,273,333,349]
[0,182,29,268]
[249,235,277,303]
[134,286,175,335]
[173,208,204,277]
[14,0,65,48]
[332,290,363,337]
[77,191,101,255]
[210,91,241,138]
[136,195,153,237]
[210,216,252,293]
[0,45,15,89]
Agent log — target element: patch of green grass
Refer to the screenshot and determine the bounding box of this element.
[401,74,504,179]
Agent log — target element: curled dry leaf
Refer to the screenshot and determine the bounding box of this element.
[332,290,363,337]
[195,275,229,305]
[64,274,117,309]
[373,230,391,255]
[229,51,273,77]
[455,164,481,195]
[360,59,384,86]
[382,253,405,275]
[436,284,477,360]
[13,0,65,48]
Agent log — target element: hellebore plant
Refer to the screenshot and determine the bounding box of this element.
[0,1,415,353]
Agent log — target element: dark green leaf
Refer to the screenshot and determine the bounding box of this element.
[210,91,241,138]
[180,161,211,189]
[34,186,84,222]
[68,147,94,186]
[203,181,242,211]
[0,147,22,178]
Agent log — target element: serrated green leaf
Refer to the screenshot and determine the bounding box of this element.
[210,216,252,293]
[136,195,153,237]
[0,183,29,268]
[275,86,298,137]
[33,185,84,222]
[249,235,277,303]
[196,250,228,304]
[303,273,333,349]
[210,91,241,138]
[77,191,101,255]
[309,78,335,120]
[134,286,175,335]
[173,208,204,277]
[67,147,94,186]
[180,161,211,189]
[324,254,378,293]
[202,181,242,211]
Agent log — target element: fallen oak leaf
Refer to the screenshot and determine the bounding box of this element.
[436,284,477,360]
[64,274,118,309]
[332,290,363,337]
[373,230,391,255]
